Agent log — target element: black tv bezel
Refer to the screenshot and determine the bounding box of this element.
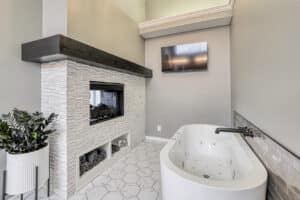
[161,42,208,73]
[89,81,124,125]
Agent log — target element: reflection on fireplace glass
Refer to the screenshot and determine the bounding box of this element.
[90,82,124,125]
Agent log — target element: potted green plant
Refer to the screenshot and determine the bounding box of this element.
[0,108,57,196]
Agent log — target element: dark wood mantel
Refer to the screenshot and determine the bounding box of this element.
[22,35,152,78]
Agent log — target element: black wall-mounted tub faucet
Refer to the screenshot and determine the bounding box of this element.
[215,127,255,137]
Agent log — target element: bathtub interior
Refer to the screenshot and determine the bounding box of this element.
[169,125,258,182]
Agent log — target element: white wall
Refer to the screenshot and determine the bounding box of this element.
[146,27,231,138]
[67,0,146,65]
[0,0,42,196]
[146,0,229,20]
[231,0,300,155]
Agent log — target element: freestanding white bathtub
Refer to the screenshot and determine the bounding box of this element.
[160,124,267,200]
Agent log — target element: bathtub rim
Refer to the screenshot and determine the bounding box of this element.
[160,124,268,191]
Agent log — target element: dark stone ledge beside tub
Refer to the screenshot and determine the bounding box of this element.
[22,34,152,78]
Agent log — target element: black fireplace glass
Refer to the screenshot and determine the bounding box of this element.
[90,81,124,125]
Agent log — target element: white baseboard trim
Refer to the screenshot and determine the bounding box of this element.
[145,136,171,143]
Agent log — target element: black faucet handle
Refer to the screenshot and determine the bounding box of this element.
[215,127,255,137]
[238,126,254,137]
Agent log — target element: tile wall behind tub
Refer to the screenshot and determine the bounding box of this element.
[234,112,300,200]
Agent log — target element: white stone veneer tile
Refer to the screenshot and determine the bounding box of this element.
[41,60,146,198]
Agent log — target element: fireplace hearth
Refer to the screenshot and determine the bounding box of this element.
[90,81,124,125]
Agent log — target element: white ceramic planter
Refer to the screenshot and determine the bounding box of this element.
[6,145,49,195]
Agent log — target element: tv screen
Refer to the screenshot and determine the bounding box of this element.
[161,42,208,72]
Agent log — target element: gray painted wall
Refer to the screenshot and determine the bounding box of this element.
[43,0,68,36]
[0,0,42,196]
[146,27,231,138]
[231,0,300,156]
[67,0,146,66]
[0,0,42,113]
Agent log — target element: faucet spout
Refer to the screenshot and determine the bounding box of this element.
[215,127,254,137]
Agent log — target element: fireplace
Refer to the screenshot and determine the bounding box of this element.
[41,60,146,197]
[90,81,124,125]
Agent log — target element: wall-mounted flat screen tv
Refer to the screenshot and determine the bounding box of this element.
[161,42,208,72]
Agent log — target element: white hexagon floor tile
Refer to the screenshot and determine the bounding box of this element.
[138,168,153,177]
[121,184,140,198]
[93,175,111,186]
[9,141,165,200]
[123,173,140,184]
[106,179,125,192]
[125,164,139,173]
[138,177,155,189]
[102,192,123,200]
[138,189,158,200]
[86,186,107,200]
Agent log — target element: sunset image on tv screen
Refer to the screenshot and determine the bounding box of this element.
[161,42,208,72]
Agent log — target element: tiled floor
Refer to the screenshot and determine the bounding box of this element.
[69,141,165,200]
[8,141,165,200]
[6,141,165,200]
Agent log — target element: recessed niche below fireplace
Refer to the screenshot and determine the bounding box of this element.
[79,143,109,176]
[112,134,129,155]
[90,81,124,125]
[79,133,130,178]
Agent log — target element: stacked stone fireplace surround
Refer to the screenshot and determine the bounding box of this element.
[41,60,146,199]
